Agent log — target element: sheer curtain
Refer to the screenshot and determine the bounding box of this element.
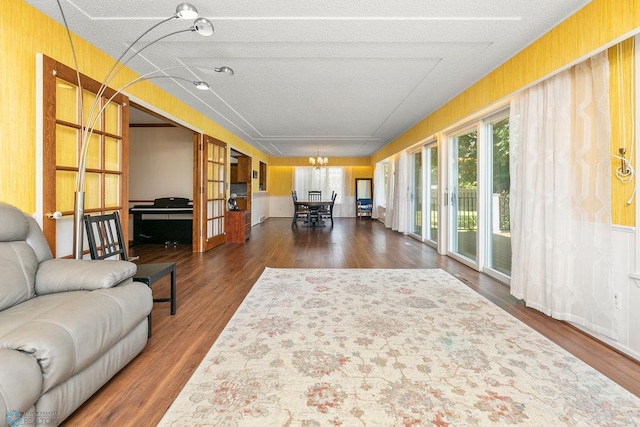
[372,162,386,219]
[293,167,353,217]
[384,151,409,232]
[509,51,616,339]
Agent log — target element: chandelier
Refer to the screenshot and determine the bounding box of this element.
[309,149,329,170]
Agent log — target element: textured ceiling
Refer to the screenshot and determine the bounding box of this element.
[26,0,591,158]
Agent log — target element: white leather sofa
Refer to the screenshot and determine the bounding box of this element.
[0,202,152,426]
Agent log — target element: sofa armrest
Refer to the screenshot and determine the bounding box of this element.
[35,259,137,295]
[0,349,43,422]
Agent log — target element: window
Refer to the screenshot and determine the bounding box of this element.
[294,167,344,204]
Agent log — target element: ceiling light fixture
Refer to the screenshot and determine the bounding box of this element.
[54,1,221,258]
[214,66,234,75]
[193,17,214,36]
[309,149,329,170]
[175,3,198,19]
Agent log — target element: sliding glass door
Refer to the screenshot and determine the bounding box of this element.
[486,113,511,278]
[409,150,423,239]
[443,110,511,281]
[426,144,438,245]
[449,127,478,264]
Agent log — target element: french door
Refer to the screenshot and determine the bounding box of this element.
[196,134,226,251]
[40,55,128,258]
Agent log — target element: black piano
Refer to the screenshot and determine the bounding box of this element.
[129,197,193,245]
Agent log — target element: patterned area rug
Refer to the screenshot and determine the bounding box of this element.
[159,268,640,426]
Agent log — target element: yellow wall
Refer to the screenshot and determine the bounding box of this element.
[609,38,636,223]
[267,157,374,197]
[268,164,374,197]
[0,1,266,213]
[3,0,639,223]
[371,0,640,226]
[269,157,371,167]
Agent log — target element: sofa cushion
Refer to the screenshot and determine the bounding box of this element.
[0,242,38,311]
[0,202,29,242]
[0,292,88,339]
[35,259,137,295]
[0,282,152,393]
[0,349,42,420]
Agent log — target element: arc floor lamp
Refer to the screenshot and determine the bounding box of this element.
[55,1,231,258]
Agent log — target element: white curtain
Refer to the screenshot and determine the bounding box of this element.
[509,51,616,339]
[372,161,387,219]
[293,167,353,217]
[385,150,409,233]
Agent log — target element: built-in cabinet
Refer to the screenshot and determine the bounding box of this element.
[230,155,252,211]
[225,210,251,243]
[230,157,251,183]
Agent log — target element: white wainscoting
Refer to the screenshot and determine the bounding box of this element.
[251,192,270,226]
[569,226,640,361]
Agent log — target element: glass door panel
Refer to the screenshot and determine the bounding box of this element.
[488,117,511,276]
[410,151,423,238]
[203,135,226,250]
[427,145,438,244]
[450,129,478,262]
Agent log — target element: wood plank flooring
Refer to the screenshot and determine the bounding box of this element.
[65,218,640,426]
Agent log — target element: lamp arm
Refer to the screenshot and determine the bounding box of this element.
[83,27,194,161]
[75,65,197,192]
[95,27,192,105]
[72,65,204,259]
[59,2,208,259]
[105,15,177,84]
[56,0,85,145]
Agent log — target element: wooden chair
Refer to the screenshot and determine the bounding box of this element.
[356,198,373,219]
[318,192,337,226]
[83,212,176,337]
[291,191,310,227]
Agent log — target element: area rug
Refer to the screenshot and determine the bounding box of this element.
[158,268,640,426]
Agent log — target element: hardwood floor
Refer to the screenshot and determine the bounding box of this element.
[65,217,640,426]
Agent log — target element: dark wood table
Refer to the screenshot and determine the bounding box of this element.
[294,200,333,227]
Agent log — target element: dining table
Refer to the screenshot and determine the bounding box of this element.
[294,199,333,227]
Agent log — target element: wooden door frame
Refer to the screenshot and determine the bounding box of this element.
[198,134,227,252]
[128,102,203,253]
[193,133,204,252]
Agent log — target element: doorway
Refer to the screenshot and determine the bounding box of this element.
[229,149,252,212]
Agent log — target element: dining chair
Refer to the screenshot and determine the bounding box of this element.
[356,198,373,219]
[83,212,176,337]
[308,191,322,201]
[291,191,310,227]
[318,192,337,226]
